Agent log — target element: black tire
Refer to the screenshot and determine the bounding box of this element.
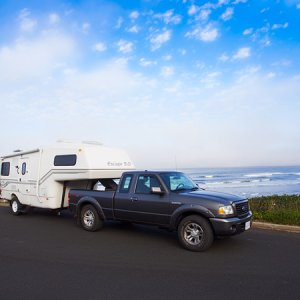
[10,197,22,216]
[80,204,103,232]
[178,215,214,252]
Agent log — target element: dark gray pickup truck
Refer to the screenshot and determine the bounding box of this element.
[69,171,252,251]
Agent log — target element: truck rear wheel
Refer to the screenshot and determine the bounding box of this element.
[178,215,214,252]
[80,204,103,231]
[11,197,22,216]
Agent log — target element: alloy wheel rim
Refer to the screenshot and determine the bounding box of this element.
[184,222,203,245]
[83,210,95,227]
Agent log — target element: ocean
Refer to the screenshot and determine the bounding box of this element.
[181,166,300,198]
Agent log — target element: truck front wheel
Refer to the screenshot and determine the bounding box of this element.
[80,204,103,231]
[178,215,214,252]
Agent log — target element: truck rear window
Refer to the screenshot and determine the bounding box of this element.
[119,174,133,193]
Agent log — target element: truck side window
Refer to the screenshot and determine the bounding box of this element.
[119,175,133,193]
[135,175,162,194]
[1,162,10,176]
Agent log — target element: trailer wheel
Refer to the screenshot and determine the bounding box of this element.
[178,215,214,252]
[80,204,103,231]
[11,197,22,216]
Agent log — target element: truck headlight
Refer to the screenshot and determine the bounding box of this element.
[218,205,234,216]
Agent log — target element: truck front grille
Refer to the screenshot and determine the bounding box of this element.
[235,201,249,217]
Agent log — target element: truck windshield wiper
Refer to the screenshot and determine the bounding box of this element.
[174,187,198,192]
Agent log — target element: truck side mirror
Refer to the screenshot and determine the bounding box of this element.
[151,187,164,195]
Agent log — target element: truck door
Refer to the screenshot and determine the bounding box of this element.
[114,174,172,225]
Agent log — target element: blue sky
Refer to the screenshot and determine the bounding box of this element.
[0,0,300,168]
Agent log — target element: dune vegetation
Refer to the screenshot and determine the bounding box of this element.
[249,195,300,226]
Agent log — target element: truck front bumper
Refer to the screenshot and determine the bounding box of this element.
[209,211,252,236]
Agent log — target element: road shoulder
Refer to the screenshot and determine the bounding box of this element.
[252,221,300,233]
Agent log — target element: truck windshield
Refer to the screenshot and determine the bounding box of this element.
[159,172,199,192]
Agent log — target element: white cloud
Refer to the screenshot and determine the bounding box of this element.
[150,30,172,51]
[243,28,253,35]
[178,49,187,55]
[154,10,182,25]
[267,72,276,78]
[260,37,271,47]
[163,55,172,61]
[19,8,37,32]
[1,44,299,168]
[186,24,219,42]
[139,58,157,67]
[232,0,248,4]
[127,25,139,33]
[217,0,229,6]
[92,42,107,52]
[219,53,229,61]
[129,11,139,20]
[0,33,74,82]
[260,7,270,13]
[81,22,90,34]
[115,17,123,29]
[221,7,234,21]
[201,72,222,88]
[196,9,212,22]
[272,22,289,30]
[233,47,251,59]
[160,66,174,77]
[117,39,134,53]
[188,5,199,16]
[49,13,60,24]
[271,59,292,67]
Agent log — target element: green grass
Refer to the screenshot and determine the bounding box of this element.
[249,195,300,226]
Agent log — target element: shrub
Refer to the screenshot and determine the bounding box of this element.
[249,195,300,226]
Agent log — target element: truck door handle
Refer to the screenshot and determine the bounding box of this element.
[130,197,138,201]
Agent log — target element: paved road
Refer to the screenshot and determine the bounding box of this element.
[0,206,300,300]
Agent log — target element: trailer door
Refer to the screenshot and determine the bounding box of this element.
[18,157,32,205]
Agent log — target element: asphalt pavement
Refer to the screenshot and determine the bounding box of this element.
[0,206,300,300]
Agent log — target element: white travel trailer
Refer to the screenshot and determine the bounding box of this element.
[0,141,135,213]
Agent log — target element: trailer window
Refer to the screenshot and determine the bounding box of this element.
[54,155,77,166]
[22,163,26,175]
[1,162,10,176]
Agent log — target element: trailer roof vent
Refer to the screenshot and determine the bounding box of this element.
[13,149,22,153]
[82,141,103,145]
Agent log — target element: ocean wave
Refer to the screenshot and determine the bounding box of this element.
[206,178,271,185]
[244,172,300,178]
[244,172,283,178]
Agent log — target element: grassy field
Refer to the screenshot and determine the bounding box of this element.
[249,195,300,226]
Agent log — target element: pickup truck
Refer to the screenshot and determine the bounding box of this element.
[69,171,252,251]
